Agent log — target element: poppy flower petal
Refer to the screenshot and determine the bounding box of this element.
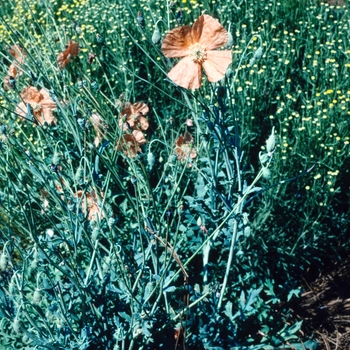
[138,116,149,130]
[40,89,57,109]
[8,45,26,63]
[16,102,28,118]
[202,50,232,82]
[162,26,193,58]
[40,109,57,125]
[132,130,146,145]
[21,86,41,103]
[168,56,202,89]
[193,15,229,51]
[121,102,133,117]
[133,102,149,116]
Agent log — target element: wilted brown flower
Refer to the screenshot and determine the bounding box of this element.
[57,40,80,69]
[16,86,57,125]
[119,102,149,131]
[161,14,232,89]
[90,113,108,147]
[175,131,197,166]
[75,190,105,221]
[117,130,146,158]
[3,45,27,90]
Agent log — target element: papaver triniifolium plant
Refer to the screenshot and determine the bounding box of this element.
[0,1,342,349]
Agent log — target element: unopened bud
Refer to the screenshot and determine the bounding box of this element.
[226,31,233,48]
[0,252,7,270]
[92,227,100,241]
[147,151,155,169]
[262,167,271,179]
[33,289,42,304]
[152,26,161,44]
[52,152,61,165]
[253,47,263,59]
[13,318,21,334]
[266,127,276,155]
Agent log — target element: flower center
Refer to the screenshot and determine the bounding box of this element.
[32,103,42,112]
[188,43,206,63]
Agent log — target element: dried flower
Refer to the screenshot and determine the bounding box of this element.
[16,86,57,125]
[74,190,104,221]
[161,14,232,89]
[90,113,107,147]
[117,131,146,158]
[3,45,26,90]
[119,102,149,131]
[57,40,80,69]
[174,131,197,166]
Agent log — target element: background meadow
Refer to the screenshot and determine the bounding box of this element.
[0,0,349,349]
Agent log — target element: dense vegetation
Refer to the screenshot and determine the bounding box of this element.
[0,0,349,348]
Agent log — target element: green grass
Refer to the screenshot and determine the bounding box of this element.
[0,0,349,348]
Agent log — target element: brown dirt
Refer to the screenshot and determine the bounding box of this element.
[293,258,350,349]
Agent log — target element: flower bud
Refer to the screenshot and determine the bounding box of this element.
[266,127,276,155]
[253,46,263,59]
[33,289,42,304]
[147,151,155,169]
[13,318,21,334]
[226,31,233,48]
[108,217,116,228]
[262,167,271,179]
[0,251,7,270]
[52,152,61,165]
[92,227,100,241]
[249,57,256,67]
[152,26,161,44]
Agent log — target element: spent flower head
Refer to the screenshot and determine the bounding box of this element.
[175,131,197,167]
[57,40,80,69]
[16,87,57,125]
[119,102,149,131]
